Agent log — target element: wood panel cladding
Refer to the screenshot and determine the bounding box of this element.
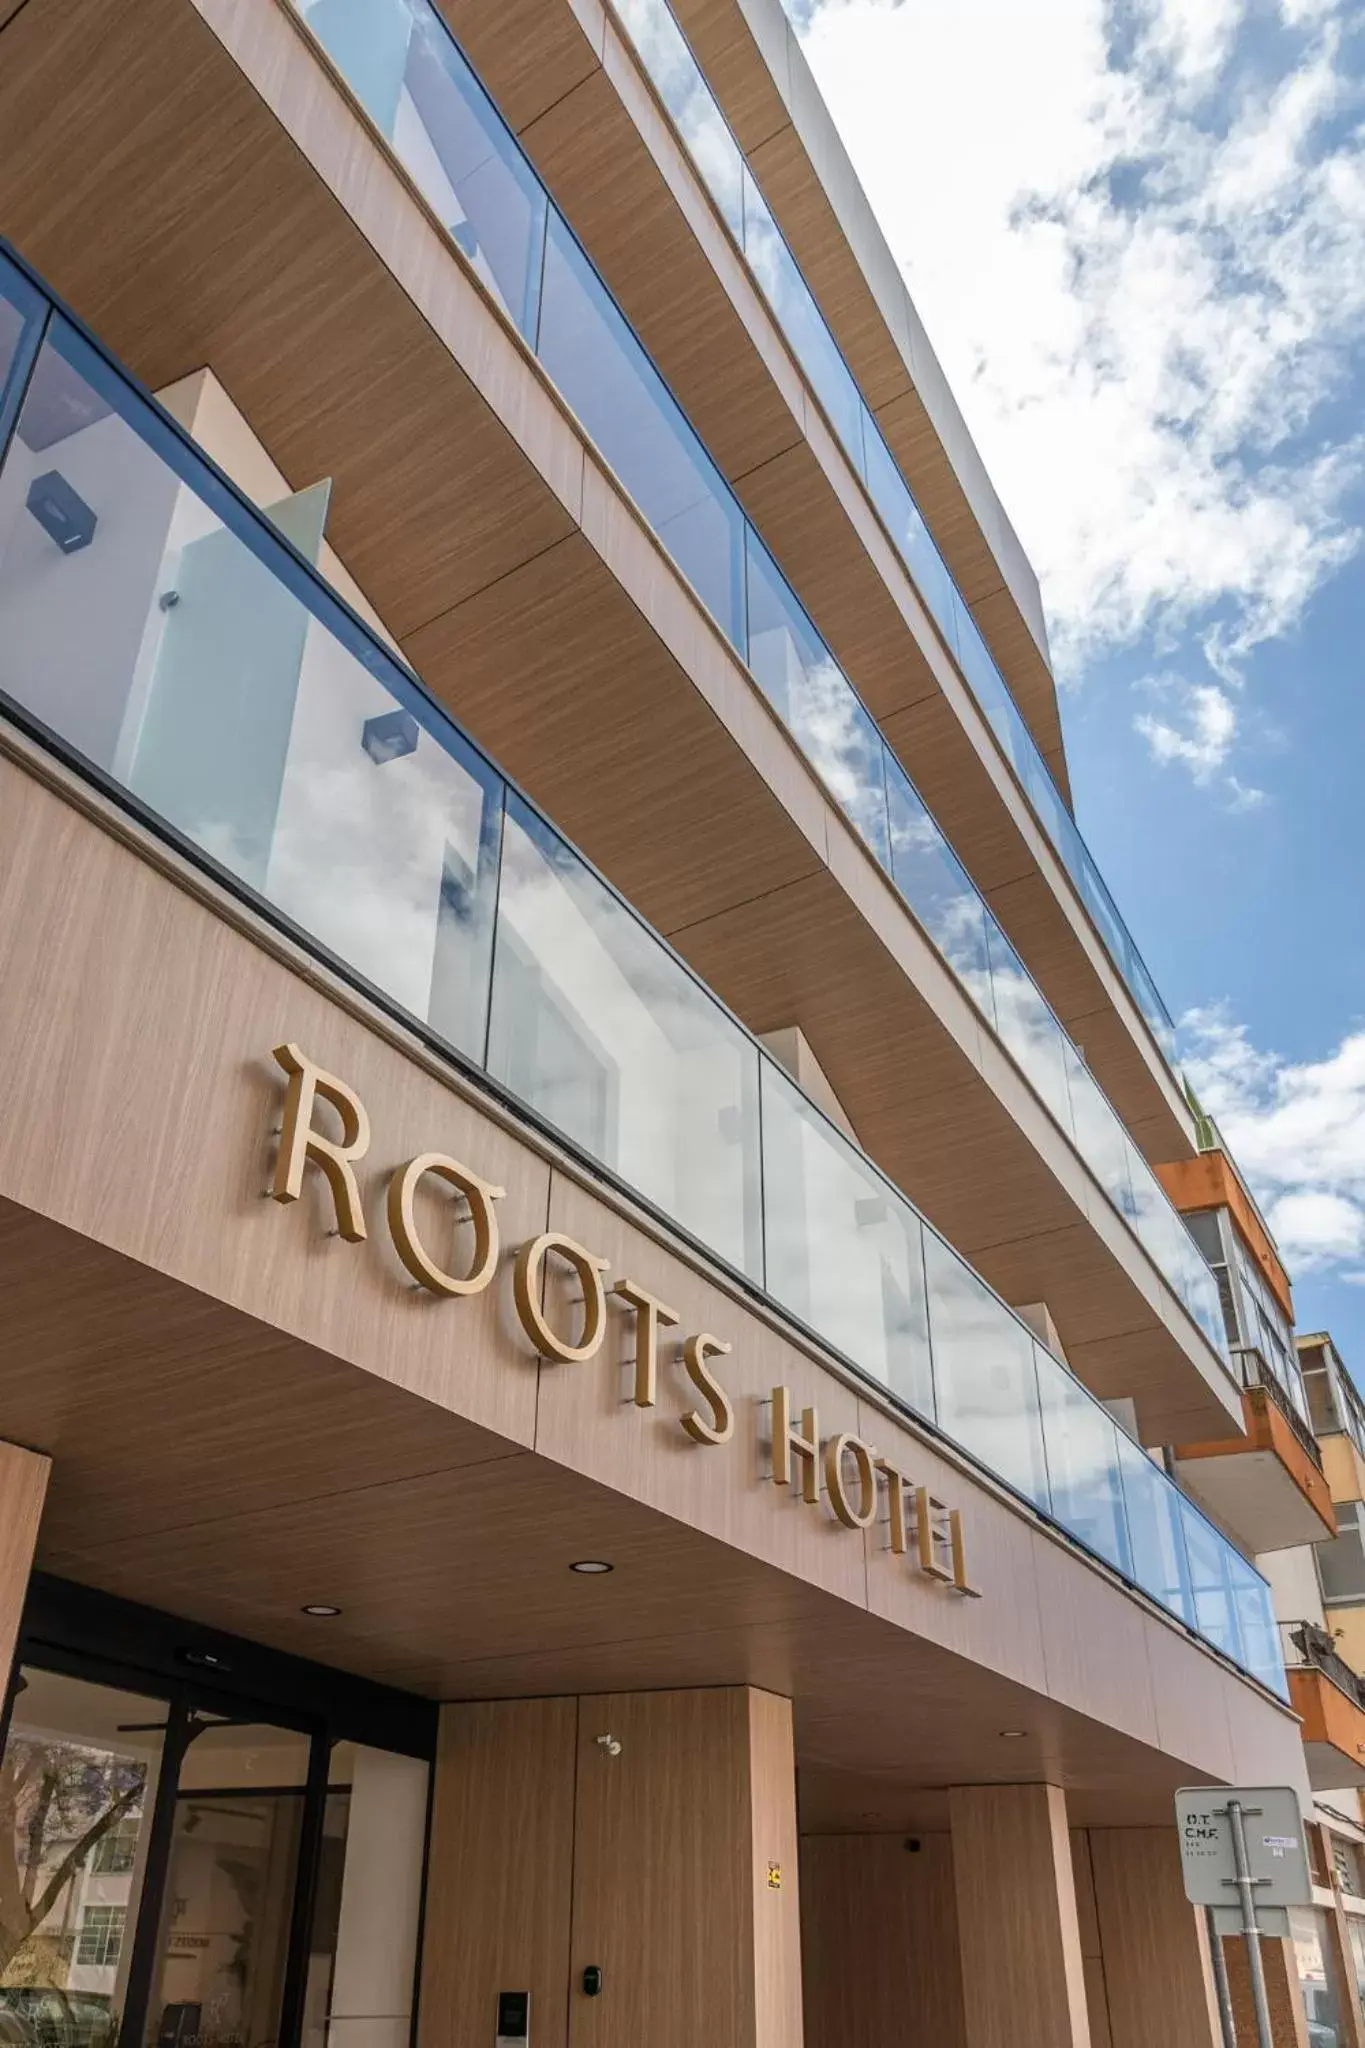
[0,1439,49,1687]
[799,1832,966,2048]
[1084,1827,1221,2048]
[949,1783,1093,2048]
[417,1688,802,2048]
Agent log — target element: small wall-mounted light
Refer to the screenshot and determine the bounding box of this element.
[569,1560,613,1575]
[362,709,420,765]
[26,470,97,555]
[998,1728,1028,1739]
[301,1602,342,1618]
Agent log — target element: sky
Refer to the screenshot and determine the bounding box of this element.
[789,0,1365,1373]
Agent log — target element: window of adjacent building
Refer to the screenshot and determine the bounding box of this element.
[75,1907,126,1970]
[1347,1915,1365,2021]
[1290,1906,1345,2046]
[1319,1502,1365,1606]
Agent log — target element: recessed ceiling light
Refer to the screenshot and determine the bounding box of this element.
[999,1728,1028,1739]
[569,1560,613,1575]
[301,1603,342,1618]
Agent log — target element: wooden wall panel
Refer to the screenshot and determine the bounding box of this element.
[1086,1828,1220,2048]
[799,1832,966,2048]
[1070,1830,1115,2048]
[949,1783,1092,2048]
[568,1687,801,2048]
[748,1689,803,2048]
[0,1440,49,1687]
[419,1698,578,2048]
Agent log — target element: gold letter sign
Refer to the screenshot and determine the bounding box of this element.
[264,1048,979,1597]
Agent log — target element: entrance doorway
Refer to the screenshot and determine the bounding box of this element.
[0,1583,434,2048]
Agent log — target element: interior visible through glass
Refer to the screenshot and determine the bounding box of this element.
[142,1722,310,2048]
[0,1668,166,2048]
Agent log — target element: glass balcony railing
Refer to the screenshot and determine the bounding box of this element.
[0,242,1283,1699]
[285,0,1226,1356]
[603,0,1180,1061]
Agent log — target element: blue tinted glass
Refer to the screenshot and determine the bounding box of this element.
[297,0,548,340]
[760,1061,934,1415]
[612,0,745,238]
[488,796,763,1276]
[1036,1350,1131,1573]
[1181,1498,1242,1660]
[885,759,995,1023]
[984,918,1075,1135]
[1063,1046,1139,1224]
[741,169,865,465]
[860,421,958,647]
[1115,1434,1193,1625]
[538,212,746,648]
[0,252,43,456]
[923,1231,1050,1510]
[953,598,1023,767]
[744,530,890,863]
[1226,1554,1288,1698]
[0,319,506,1061]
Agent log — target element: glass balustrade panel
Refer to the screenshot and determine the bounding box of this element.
[744,528,891,865]
[922,1230,1050,1510]
[740,170,865,464]
[1114,1431,1195,1626]
[0,317,503,1062]
[1227,1550,1290,1700]
[0,253,41,438]
[983,918,1076,1136]
[884,757,996,1024]
[1180,1495,1244,1664]
[759,1060,934,1415]
[610,0,745,238]
[487,794,763,1277]
[294,0,549,341]
[538,211,747,649]
[1062,1045,1139,1224]
[858,420,959,648]
[1035,1349,1132,1573]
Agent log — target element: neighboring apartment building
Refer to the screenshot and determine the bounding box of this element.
[1159,1135,1365,2046]
[0,0,1324,2045]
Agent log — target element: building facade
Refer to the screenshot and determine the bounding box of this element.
[0,0,1330,2044]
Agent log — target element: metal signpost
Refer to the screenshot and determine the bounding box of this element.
[1174,1786,1313,2048]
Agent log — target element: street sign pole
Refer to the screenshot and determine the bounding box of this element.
[1204,1905,1237,2048]
[1227,1799,1274,2048]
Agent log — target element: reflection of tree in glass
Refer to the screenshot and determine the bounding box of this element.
[0,1738,145,1978]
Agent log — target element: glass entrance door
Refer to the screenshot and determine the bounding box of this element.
[141,1721,312,2048]
[0,1674,320,2048]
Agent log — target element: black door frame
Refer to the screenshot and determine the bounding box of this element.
[1,1577,438,2048]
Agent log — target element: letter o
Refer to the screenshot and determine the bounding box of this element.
[824,1433,879,1529]
[513,1233,610,1362]
[387,1153,506,1297]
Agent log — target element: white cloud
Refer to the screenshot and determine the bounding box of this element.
[1182,1009,1365,1274]
[794,0,1365,783]
[1134,677,1238,781]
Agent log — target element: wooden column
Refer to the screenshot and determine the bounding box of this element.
[570,1686,802,2048]
[0,1440,48,1696]
[417,1687,801,2048]
[418,1696,578,2048]
[1081,1827,1221,2048]
[949,1783,1092,2048]
[799,1832,966,2047]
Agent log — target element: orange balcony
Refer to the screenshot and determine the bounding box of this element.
[1284,1625,1365,1788]
[1174,1384,1337,1554]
